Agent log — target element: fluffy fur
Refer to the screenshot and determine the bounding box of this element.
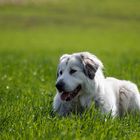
[53,52,140,117]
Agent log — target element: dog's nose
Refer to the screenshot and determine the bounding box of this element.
[56,80,65,92]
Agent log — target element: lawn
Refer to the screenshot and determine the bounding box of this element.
[0,0,140,139]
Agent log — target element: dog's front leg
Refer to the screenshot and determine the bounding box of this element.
[53,93,72,116]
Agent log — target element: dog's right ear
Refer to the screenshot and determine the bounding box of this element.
[60,54,70,62]
[57,64,60,78]
[57,54,70,78]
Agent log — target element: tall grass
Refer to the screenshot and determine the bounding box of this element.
[0,0,140,139]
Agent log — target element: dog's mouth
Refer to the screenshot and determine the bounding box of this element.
[61,85,81,101]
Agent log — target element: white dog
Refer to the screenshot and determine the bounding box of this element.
[53,52,140,117]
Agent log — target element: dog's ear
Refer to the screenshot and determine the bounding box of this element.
[57,64,60,78]
[57,54,70,78]
[80,52,103,79]
[60,54,70,62]
[81,55,98,79]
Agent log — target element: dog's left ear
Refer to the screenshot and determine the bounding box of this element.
[80,52,103,79]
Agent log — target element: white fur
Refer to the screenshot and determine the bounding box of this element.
[53,52,140,117]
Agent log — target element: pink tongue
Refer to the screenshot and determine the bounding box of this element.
[61,92,69,100]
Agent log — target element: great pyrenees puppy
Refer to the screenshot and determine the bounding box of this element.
[53,52,140,117]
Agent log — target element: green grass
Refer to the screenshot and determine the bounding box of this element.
[0,0,140,139]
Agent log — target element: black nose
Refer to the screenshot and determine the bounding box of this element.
[55,80,65,92]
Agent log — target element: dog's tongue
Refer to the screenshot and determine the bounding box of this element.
[61,92,69,101]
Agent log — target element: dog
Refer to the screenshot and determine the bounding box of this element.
[53,52,140,117]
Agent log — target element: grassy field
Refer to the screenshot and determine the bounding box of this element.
[0,0,140,139]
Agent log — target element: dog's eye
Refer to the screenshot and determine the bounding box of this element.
[60,70,63,75]
[70,69,77,75]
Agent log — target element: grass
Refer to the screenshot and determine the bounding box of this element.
[0,0,140,139]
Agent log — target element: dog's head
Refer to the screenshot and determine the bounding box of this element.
[56,52,103,102]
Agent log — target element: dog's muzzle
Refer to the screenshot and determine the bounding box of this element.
[56,80,65,92]
[61,85,81,101]
[56,84,81,102]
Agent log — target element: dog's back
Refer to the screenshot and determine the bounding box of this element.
[105,77,140,115]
